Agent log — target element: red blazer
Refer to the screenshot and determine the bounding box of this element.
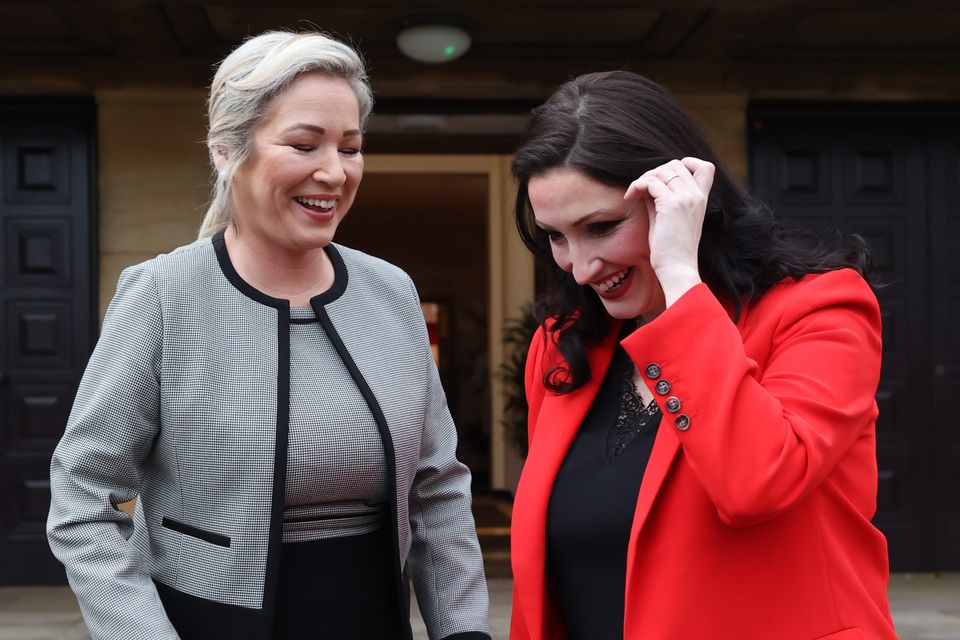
[510,269,897,640]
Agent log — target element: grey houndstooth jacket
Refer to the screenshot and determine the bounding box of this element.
[47,233,490,640]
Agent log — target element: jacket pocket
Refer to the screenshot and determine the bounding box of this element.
[814,629,866,640]
[161,516,231,548]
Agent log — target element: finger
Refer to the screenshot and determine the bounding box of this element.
[626,161,678,199]
[624,175,653,201]
[660,171,683,190]
[680,157,716,194]
[625,175,671,202]
[645,175,675,203]
[645,160,691,194]
[657,160,691,192]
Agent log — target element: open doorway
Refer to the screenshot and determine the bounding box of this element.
[342,153,532,577]
[337,170,492,487]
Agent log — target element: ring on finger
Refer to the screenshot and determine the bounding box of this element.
[664,174,680,185]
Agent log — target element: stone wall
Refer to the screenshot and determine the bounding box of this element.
[95,89,209,316]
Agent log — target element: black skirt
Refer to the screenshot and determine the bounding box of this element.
[272,526,406,639]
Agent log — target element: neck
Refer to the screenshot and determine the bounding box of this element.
[223,225,334,307]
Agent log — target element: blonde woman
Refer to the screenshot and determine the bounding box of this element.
[48,30,490,640]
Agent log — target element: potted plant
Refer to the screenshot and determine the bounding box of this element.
[498,305,540,458]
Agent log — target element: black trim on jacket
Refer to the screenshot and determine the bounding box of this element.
[313,301,412,640]
[211,229,348,307]
[160,517,230,547]
[212,231,292,633]
[207,231,412,638]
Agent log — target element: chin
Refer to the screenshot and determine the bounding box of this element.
[602,303,645,320]
[296,228,337,250]
[601,295,661,321]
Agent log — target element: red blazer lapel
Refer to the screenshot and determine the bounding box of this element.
[624,417,681,581]
[511,324,620,639]
[512,322,683,638]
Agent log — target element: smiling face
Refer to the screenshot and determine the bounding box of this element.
[230,72,363,256]
[528,168,665,322]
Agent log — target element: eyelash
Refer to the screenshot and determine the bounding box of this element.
[588,220,621,236]
[544,230,565,244]
[290,145,362,156]
[543,220,622,244]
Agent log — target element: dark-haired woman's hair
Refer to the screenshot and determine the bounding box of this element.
[513,70,872,394]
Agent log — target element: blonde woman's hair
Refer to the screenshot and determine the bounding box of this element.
[198,30,373,239]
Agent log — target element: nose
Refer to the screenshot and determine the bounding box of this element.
[312,150,346,187]
[572,258,604,285]
[565,244,604,285]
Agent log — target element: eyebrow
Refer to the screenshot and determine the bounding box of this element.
[535,208,626,231]
[282,123,362,137]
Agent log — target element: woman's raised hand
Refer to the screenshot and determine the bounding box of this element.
[624,157,715,306]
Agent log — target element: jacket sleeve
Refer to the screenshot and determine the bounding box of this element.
[47,264,179,639]
[404,280,491,640]
[620,269,883,527]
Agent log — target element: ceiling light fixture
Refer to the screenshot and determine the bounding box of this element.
[397,16,471,64]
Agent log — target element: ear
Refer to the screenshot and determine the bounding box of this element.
[211,146,230,173]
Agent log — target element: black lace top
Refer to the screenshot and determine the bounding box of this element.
[545,339,661,640]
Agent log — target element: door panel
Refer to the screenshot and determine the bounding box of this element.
[0,100,95,584]
[6,218,72,287]
[750,107,956,570]
[929,134,960,569]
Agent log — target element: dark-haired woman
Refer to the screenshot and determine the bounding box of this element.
[509,70,897,640]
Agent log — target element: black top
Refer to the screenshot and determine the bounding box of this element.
[545,341,661,640]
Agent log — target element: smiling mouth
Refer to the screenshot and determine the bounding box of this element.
[595,267,633,294]
[294,196,336,212]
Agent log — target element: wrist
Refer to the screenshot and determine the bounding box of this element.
[654,264,702,308]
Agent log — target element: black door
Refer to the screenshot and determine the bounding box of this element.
[928,133,960,570]
[749,104,960,571]
[0,100,96,584]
